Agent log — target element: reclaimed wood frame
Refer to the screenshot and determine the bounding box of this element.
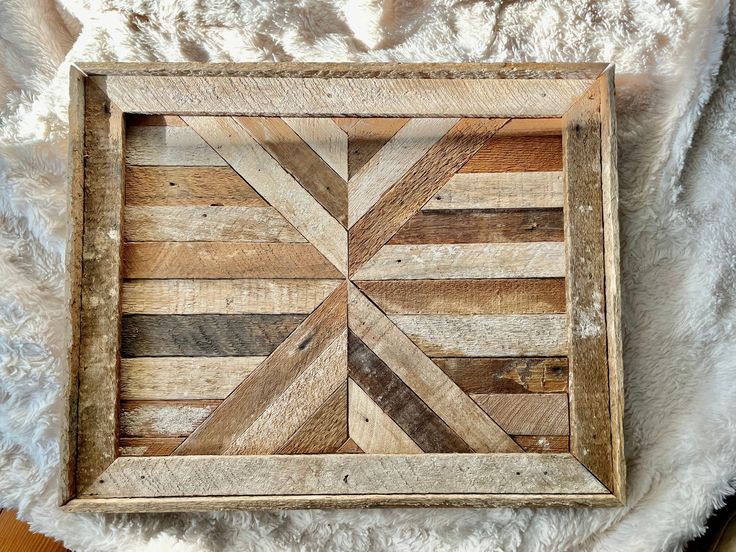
[62,62,624,512]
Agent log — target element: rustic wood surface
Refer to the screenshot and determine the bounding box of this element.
[470,394,569,435]
[512,436,569,453]
[283,117,348,180]
[119,438,185,456]
[120,400,221,437]
[125,125,227,166]
[460,135,562,173]
[346,117,408,178]
[434,357,568,394]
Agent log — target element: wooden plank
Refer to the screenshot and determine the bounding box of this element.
[119,437,185,456]
[348,380,423,454]
[283,117,348,180]
[336,438,364,454]
[183,116,347,273]
[76,79,124,493]
[349,118,509,274]
[125,125,226,166]
[122,242,343,279]
[120,357,265,400]
[512,436,569,453]
[0,509,68,552]
[278,383,348,454]
[121,279,341,314]
[389,314,568,357]
[388,209,564,244]
[433,357,568,394]
[494,118,562,136]
[352,243,566,280]
[121,314,305,357]
[235,117,348,227]
[81,453,607,497]
[424,172,564,210]
[563,85,613,490]
[123,206,306,242]
[348,283,520,452]
[348,118,458,226]
[470,394,569,435]
[126,114,186,126]
[348,332,472,453]
[356,279,566,315]
[346,117,408,178]
[460,135,562,173]
[125,166,266,206]
[333,117,358,133]
[173,283,346,455]
[120,400,221,437]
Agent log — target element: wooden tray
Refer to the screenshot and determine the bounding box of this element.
[62,62,624,512]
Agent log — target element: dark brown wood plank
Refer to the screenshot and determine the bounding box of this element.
[119,437,186,456]
[433,357,568,393]
[388,209,564,244]
[459,135,563,173]
[512,435,569,453]
[348,332,473,453]
[121,314,306,357]
[347,118,409,178]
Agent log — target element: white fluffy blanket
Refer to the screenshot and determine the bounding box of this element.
[1,1,735,550]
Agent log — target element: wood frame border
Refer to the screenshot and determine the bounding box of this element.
[62,62,624,512]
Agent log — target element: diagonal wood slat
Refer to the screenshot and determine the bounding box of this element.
[283,117,348,180]
[347,118,408,178]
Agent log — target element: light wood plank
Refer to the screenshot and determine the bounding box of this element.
[120,357,265,400]
[121,279,341,314]
[352,243,566,280]
[278,383,348,454]
[348,118,458,227]
[125,125,226,166]
[336,438,364,454]
[424,172,564,210]
[494,118,562,136]
[434,357,568,394]
[283,117,348,180]
[348,283,520,453]
[513,435,569,453]
[470,394,569,435]
[333,117,358,133]
[356,279,566,315]
[120,400,221,437]
[348,380,422,454]
[347,118,408,178]
[123,242,343,279]
[460,135,562,173]
[389,314,568,357]
[119,437,185,456]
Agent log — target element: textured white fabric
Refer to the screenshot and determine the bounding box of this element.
[1,1,735,550]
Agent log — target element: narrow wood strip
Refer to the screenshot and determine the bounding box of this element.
[183,116,346,273]
[336,438,364,454]
[123,206,306,242]
[283,117,348,180]
[120,400,221,437]
[333,117,358,133]
[433,357,568,394]
[512,435,569,453]
[278,382,348,454]
[424,172,564,210]
[348,118,458,226]
[125,125,227,166]
[235,117,348,227]
[347,117,408,178]
[563,84,613,490]
[120,357,266,400]
[121,314,306,357]
[348,283,520,452]
[126,114,186,126]
[125,166,267,207]
[348,379,423,454]
[348,332,472,453]
[388,209,564,244]
[121,279,341,314]
[123,242,343,279]
[173,283,347,455]
[460,135,562,173]
[356,279,566,315]
[389,314,568,357]
[82,453,607,497]
[352,243,566,280]
[470,394,569,435]
[494,118,562,136]
[348,118,508,274]
[119,437,186,456]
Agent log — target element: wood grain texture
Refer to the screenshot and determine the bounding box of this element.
[388,209,564,244]
[348,332,472,453]
[352,243,566,280]
[125,166,266,206]
[123,242,343,279]
[347,118,458,226]
[183,116,347,273]
[119,437,186,456]
[389,314,568,357]
[120,357,266,400]
[122,206,305,242]
[283,117,348,180]
[356,279,566,315]
[121,279,341,314]
[513,436,569,453]
[120,400,221,437]
[336,438,364,454]
[235,116,347,226]
[348,118,508,274]
[494,118,562,136]
[173,283,346,455]
[125,125,226,166]
[347,117,408,178]
[470,394,569,435]
[424,172,564,210]
[348,283,520,453]
[126,114,186,126]
[278,382,348,454]
[121,314,305,357]
[434,357,568,394]
[348,380,423,454]
[563,85,613,490]
[460,135,562,173]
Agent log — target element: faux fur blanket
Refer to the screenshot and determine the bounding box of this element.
[1,1,735,550]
